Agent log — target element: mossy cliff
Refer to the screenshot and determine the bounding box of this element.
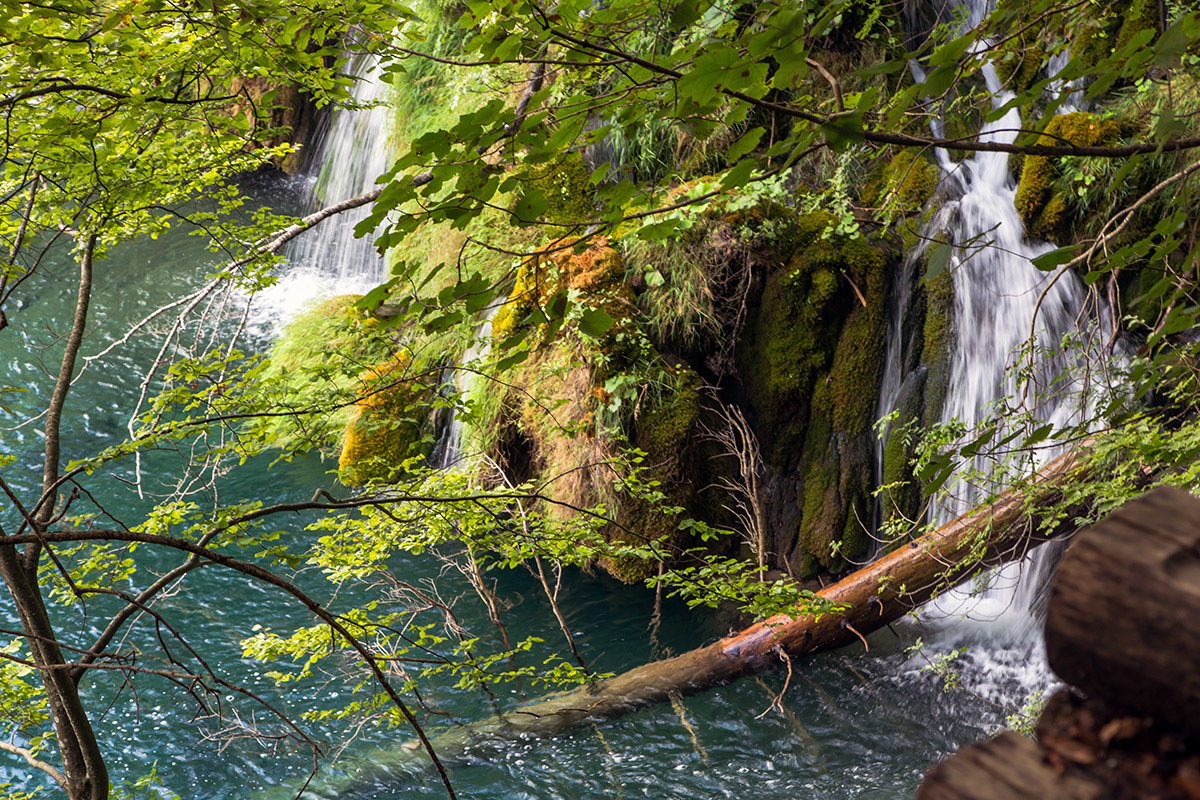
[737,211,890,576]
[1014,112,1123,241]
[478,240,711,582]
[257,295,394,453]
[482,209,897,580]
[339,350,436,486]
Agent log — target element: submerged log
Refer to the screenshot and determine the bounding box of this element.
[479,445,1088,738]
[301,445,1092,796]
[1045,485,1200,735]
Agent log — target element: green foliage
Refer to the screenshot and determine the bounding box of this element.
[0,641,49,734]
[1006,691,1048,738]
[6,0,1200,793]
[255,295,397,453]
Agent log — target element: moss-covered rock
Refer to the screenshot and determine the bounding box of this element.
[259,295,394,452]
[790,239,888,574]
[491,260,551,342]
[735,210,889,575]
[866,149,942,211]
[921,268,956,425]
[601,363,705,582]
[492,238,629,343]
[338,351,434,486]
[516,152,595,225]
[1014,112,1123,241]
[1072,0,1161,71]
[992,36,1047,94]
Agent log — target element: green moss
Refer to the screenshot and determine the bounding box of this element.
[1114,0,1161,54]
[921,269,956,425]
[789,246,887,574]
[1014,112,1123,240]
[637,365,702,454]
[258,295,394,452]
[1073,0,1161,70]
[519,152,595,225]
[491,260,550,342]
[745,219,889,576]
[741,213,886,459]
[828,290,886,433]
[602,364,704,583]
[338,351,434,486]
[874,149,940,210]
[992,38,1045,93]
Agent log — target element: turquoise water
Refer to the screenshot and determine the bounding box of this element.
[0,174,1017,800]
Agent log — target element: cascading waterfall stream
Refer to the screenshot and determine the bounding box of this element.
[877,0,1116,709]
[253,53,395,329]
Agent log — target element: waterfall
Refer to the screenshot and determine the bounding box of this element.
[252,53,395,328]
[430,312,496,472]
[878,0,1115,709]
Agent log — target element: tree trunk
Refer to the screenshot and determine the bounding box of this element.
[3,234,109,800]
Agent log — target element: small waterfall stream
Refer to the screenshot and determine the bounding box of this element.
[254,54,395,325]
[877,0,1114,709]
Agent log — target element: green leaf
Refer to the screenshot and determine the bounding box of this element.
[1030,246,1076,271]
[354,278,399,312]
[725,126,765,164]
[511,189,549,223]
[820,110,864,152]
[1154,20,1190,67]
[924,242,951,283]
[577,308,616,338]
[493,349,530,371]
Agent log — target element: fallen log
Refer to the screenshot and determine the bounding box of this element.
[1045,485,1200,735]
[302,446,1091,795]
[478,445,1089,737]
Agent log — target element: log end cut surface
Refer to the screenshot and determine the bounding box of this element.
[917,730,1108,800]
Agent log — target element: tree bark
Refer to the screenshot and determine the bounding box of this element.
[4,234,109,800]
[917,730,1108,800]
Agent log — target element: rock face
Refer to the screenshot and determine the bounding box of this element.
[229,76,322,173]
[469,205,898,581]
[736,211,890,574]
